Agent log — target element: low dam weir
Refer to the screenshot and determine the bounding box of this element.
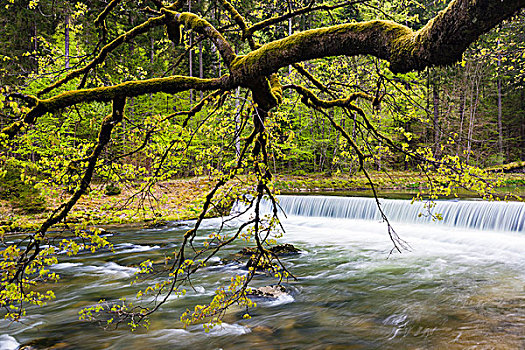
[262,195,525,232]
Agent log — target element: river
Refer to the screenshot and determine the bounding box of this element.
[1,196,524,349]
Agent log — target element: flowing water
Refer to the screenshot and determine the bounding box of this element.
[1,196,524,349]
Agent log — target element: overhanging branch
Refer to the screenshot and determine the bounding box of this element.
[2,76,231,139]
[161,9,237,67]
[231,0,524,81]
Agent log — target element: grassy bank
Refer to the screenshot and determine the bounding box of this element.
[0,178,216,234]
[1,172,523,234]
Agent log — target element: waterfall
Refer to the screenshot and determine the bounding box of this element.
[261,195,525,232]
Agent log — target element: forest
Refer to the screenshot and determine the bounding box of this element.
[0,0,524,346]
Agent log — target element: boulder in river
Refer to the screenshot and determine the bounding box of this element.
[228,244,300,271]
[18,338,71,350]
[143,220,168,229]
[267,243,301,256]
[247,285,288,299]
[237,244,301,257]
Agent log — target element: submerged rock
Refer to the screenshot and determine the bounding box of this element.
[228,243,301,268]
[250,325,275,335]
[247,285,289,300]
[267,243,301,256]
[221,244,302,272]
[237,244,301,257]
[143,220,168,229]
[18,338,71,350]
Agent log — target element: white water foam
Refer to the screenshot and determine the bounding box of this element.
[261,294,295,307]
[205,323,251,336]
[96,262,139,276]
[261,195,525,232]
[115,243,160,254]
[52,261,139,278]
[52,262,83,269]
[0,335,19,350]
[146,328,191,340]
[279,216,525,268]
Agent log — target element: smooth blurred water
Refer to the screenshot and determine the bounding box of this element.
[1,196,524,349]
[263,195,525,232]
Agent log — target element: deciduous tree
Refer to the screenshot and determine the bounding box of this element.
[1,0,523,328]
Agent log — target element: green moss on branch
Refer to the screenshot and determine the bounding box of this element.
[285,84,373,109]
[231,20,411,80]
[231,0,524,79]
[161,9,236,66]
[3,76,230,139]
[94,0,122,29]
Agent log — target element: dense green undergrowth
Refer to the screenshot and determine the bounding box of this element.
[0,162,46,214]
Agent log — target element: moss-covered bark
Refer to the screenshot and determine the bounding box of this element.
[231,0,523,80]
[285,84,373,109]
[162,9,236,67]
[2,76,231,139]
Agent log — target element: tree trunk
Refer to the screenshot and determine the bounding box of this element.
[466,66,481,164]
[456,84,466,157]
[65,12,70,69]
[497,39,503,160]
[199,41,204,99]
[33,21,38,73]
[188,0,193,103]
[150,36,154,64]
[521,90,525,160]
[287,0,293,75]
[433,82,440,155]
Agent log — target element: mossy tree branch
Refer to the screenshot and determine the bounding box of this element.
[292,63,333,95]
[3,0,519,325]
[8,0,519,140]
[38,15,168,97]
[231,0,524,82]
[284,84,373,109]
[94,0,123,31]
[286,83,437,166]
[2,76,230,139]
[219,0,259,50]
[161,9,237,67]
[247,0,365,34]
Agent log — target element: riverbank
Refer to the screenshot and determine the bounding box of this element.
[1,172,523,234]
[274,172,525,199]
[0,178,216,234]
